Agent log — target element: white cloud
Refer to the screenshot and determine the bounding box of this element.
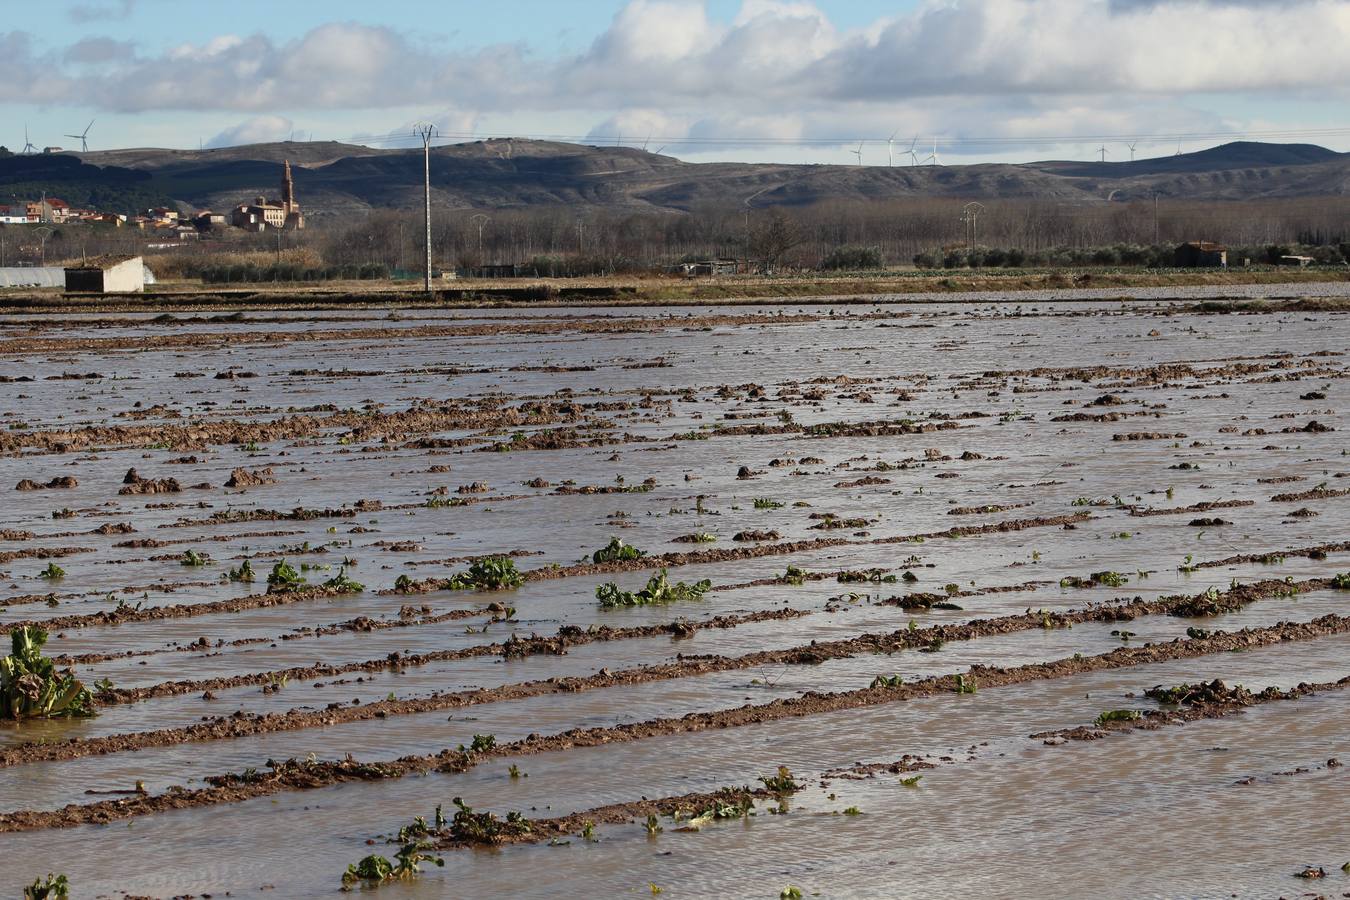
[206,114,294,148]
[5,0,1350,158]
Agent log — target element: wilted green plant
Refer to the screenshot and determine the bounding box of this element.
[508,763,525,779]
[870,674,904,688]
[899,775,922,788]
[1332,572,1350,589]
[781,887,803,900]
[180,549,208,567]
[459,733,496,754]
[759,765,801,795]
[596,569,712,608]
[266,559,306,593]
[323,567,365,593]
[448,556,524,591]
[446,797,532,844]
[23,874,69,900]
[842,806,862,816]
[342,841,443,886]
[227,559,255,582]
[1095,709,1142,726]
[954,673,977,694]
[838,569,897,584]
[2,627,95,720]
[393,573,415,592]
[780,565,808,586]
[753,498,785,509]
[581,821,598,842]
[592,537,645,564]
[644,814,663,836]
[38,563,65,580]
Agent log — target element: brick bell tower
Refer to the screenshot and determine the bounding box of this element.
[281,160,295,215]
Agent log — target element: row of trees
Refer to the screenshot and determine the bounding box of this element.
[313,197,1350,273]
[8,194,1348,276]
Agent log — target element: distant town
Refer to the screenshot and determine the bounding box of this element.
[1,160,304,237]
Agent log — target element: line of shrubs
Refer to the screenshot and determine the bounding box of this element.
[913,242,1350,270]
[200,262,391,283]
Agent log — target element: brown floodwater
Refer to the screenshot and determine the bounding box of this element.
[0,290,1346,898]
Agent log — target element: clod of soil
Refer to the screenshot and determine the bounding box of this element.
[224,466,277,488]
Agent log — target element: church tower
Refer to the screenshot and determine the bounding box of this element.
[281,160,295,214]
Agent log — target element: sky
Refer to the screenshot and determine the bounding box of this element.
[3,0,1350,165]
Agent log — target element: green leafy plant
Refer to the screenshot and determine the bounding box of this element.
[596,569,712,608]
[447,796,532,844]
[780,565,808,586]
[1332,572,1350,589]
[227,559,255,582]
[2,627,95,720]
[753,498,785,509]
[1095,709,1142,726]
[323,567,365,593]
[899,775,922,788]
[448,556,524,591]
[38,562,65,580]
[457,733,496,754]
[23,874,69,900]
[954,673,977,694]
[180,549,209,567]
[781,887,803,900]
[644,814,663,836]
[870,674,904,688]
[759,765,801,795]
[393,573,415,592]
[592,537,646,564]
[342,841,443,886]
[838,569,897,584]
[266,559,306,593]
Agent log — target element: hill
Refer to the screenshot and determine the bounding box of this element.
[10,139,1350,219]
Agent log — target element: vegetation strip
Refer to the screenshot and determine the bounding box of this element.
[393,673,1349,853]
[1032,676,1350,745]
[94,607,812,705]
[2,605,1347,833]
[0,576,1340,772]
[5,512,1087,634]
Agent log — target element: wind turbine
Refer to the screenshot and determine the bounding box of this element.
[850,141,864,166]
[924,137,940,166]
[907,136,921,166]
[22,125,37,155]
[65,120,94,152]
[1125,141,1138,162]
[1174,139,1183,156]
[887,130,898,167]
[1097,145,1109,163]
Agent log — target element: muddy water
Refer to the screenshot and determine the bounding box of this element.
[0,292,1346,898]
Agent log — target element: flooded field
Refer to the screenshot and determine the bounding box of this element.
[0,292,1347,898]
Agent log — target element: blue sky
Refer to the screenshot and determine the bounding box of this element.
[3,0,1348,165]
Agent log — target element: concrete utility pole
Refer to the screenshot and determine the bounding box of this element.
[416,123,437,296]
[470,213,490,259]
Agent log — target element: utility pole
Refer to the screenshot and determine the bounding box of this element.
[1153,193,1160,245]
[470,213,490,260]
[415,123,437,296]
